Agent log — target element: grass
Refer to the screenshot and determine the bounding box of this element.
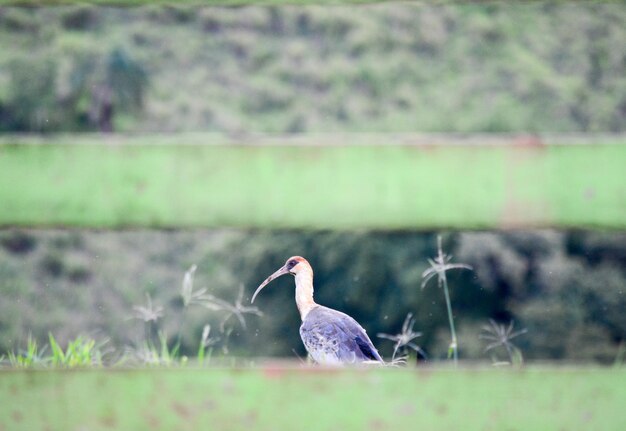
[0,366,625,430]
[0,248,504,369]
[47,333,104,367]
[6,335,44,368]
[0,260,265,368]
[3,332,212,369]
[5,334,105,368]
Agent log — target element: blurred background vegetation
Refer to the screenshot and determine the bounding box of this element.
[0,2,625,364]
[0,3,625,134]
[1,229,625,363]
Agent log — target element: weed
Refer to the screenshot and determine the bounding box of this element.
[181,264,263,331]
[421,235,472,366]
[181,264,200,306]
[126,264,262,365]
[181,265,262,330]
[176,264,199,347]
[178,264,262,347]
[220,327,234,355]
[197,324,220,366]
[123,332,182,367]
[132,293,164,323]
[378,313,425,364]
[480,319,527,367]
[132,292,164,344]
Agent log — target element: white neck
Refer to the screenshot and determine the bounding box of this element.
[294,270,317,321]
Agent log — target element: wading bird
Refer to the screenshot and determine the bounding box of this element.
[251,256,383,365]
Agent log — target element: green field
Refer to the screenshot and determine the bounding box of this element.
[1,366,625,430]
[1,135,625,230]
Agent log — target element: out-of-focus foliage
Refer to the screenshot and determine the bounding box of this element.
[0,229,624,363]
[0,47,147,132]
[0,3,624,133]
[0,6,148,132]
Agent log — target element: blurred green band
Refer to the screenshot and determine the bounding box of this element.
[0,135,624,230]
[1,368,625,431]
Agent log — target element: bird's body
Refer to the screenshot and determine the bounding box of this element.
[252,256,383,365]
[300,306,382,364]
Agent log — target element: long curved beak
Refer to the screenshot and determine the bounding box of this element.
[251,264,290,303]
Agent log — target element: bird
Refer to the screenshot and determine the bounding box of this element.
[251,256,383,365]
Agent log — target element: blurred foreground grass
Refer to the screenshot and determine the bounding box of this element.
[1,366,625,430]
[1,134,625,229]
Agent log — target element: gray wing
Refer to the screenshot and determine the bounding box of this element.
[299,306,383,364]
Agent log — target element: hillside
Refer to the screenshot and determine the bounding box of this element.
[0,3,624,133]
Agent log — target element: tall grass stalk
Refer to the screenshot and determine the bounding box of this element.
[197,324,219,366]
[422,235,472,367]
[177,264,198,348]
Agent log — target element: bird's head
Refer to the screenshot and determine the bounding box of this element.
[251,256,310,303]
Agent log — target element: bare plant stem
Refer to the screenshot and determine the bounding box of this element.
[438,236,458,367]
[440,271,458,366]
[504,342,514,364]
[145,321,155,346]
[175,309,187,350]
